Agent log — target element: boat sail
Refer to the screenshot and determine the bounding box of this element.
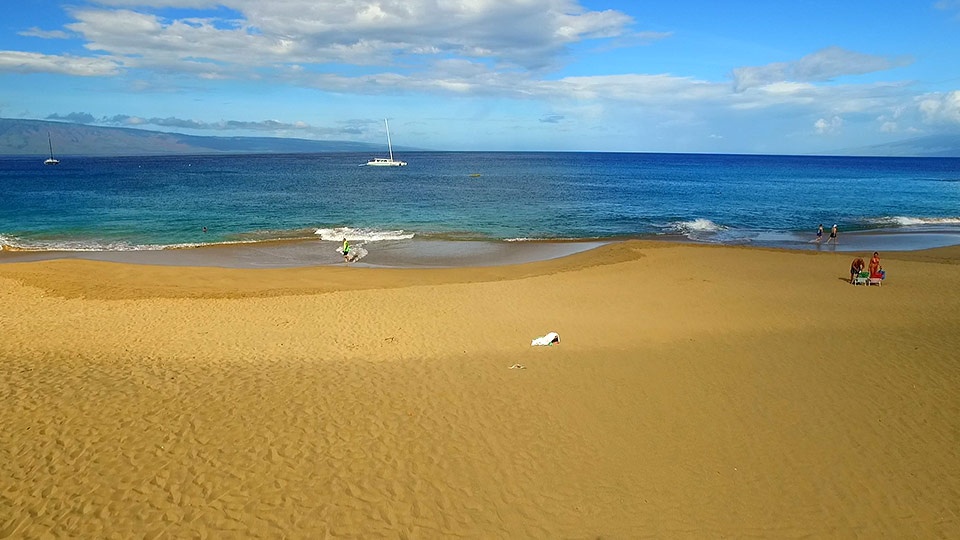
[44,132,60,165]
[366,119,406,166]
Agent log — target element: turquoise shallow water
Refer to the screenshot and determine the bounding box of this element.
[2,152,960,260]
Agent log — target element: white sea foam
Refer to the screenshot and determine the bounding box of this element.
[0,234,16,251]
[0,236,163,252]
[314,227,415,242]
[335,245,369,261]
[868,216,960,227]
[505,237,560,242]
[0,234,264,252]
[504,236,602,242]
[672,218,726,234]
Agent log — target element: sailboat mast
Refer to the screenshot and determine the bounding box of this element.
[48,132,54,159]
[385,119,394,161]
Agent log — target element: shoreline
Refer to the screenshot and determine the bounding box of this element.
[2,224,960,269]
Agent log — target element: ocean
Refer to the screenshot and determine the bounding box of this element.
[2,152,959,267]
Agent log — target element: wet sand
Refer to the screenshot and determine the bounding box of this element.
[2,241,959,537]
[0,238,608,269]
[3,223,960,270]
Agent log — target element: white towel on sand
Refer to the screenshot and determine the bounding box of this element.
[531,332,560,346]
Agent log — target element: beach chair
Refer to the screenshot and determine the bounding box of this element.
[868,272,885,286]
[852,271,869,286]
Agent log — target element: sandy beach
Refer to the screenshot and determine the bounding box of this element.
[2,241,959,537]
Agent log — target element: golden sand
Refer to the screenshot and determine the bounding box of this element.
[2,241,959,537]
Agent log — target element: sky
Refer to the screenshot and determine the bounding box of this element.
[1,0,959,153]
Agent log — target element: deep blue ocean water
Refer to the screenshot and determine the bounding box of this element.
[2,152,959,253]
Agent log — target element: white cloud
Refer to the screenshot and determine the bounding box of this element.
[875,105,907,133]
[5,1,951,152]
[542,73,727,104]
[269,60,927,140]
[793,47,910,81]
[727,82,820,111]
[0,51,121,76]
[54,112,354,137]
[47,112,97,123]
[59,1,634,73]
[935,0,960,18]
[91,0,220,6]
[732,46,912,92]
[814,116,843,135]
[18,27,71,39]
[917,90,960,125]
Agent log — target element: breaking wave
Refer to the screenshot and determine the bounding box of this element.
[314,227,415,242]
[865,216,960,227]
[671,218,727,234]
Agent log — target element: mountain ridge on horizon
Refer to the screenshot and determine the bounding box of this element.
[0,118,402,157]
[839,133,960,158]
[1,117,959,157]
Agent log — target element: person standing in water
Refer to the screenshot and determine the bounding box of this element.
[815,224,823,243]
[826,224,838,245]
[342,238,351,262]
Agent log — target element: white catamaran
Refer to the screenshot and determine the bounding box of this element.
[44,132,60,165]
[366,119,406,166]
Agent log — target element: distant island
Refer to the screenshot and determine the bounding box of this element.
[2,117,959,157]
[842,134,960,158]
[0,118,401,157]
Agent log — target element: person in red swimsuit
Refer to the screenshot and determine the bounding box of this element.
[868,252,881,276]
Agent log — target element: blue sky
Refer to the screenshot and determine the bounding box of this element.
[1,0,959,153]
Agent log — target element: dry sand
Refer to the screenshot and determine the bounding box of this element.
[2,241,959,537]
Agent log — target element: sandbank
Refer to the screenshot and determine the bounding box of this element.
[2,241,959,537]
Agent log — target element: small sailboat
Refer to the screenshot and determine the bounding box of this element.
[366,119,406,166]
[44,132,60,165]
